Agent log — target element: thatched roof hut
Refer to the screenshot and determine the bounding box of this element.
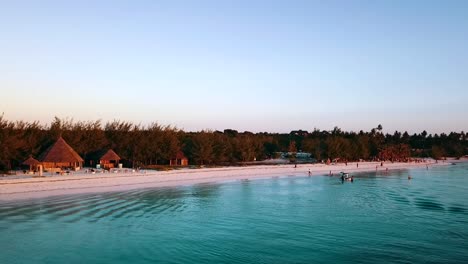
[87,149,121,169]
[100,149,121,161]
[38,137,83,170]
[170,151,188,166]
[22,156,40,171]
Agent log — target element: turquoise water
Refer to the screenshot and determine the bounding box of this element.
[1,164,467,264]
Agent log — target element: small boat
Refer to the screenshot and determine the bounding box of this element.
[340,172,352,180]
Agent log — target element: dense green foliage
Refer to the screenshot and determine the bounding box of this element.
[0,116,466,171]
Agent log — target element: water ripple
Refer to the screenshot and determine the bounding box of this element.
[414,198,445,211]
[448,205,467,214]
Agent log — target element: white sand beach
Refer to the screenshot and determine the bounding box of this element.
[0,161,445,201]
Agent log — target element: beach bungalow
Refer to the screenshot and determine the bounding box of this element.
[169,151,189,166]
[38,137,84,171]
[22,156,40,172]
[88,149,121,169]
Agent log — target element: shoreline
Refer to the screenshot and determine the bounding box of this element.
[0,161,448,201]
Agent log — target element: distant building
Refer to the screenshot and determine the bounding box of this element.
[290,130,309,137]
[169,151,188,166]
[38,137,84,171]
[88,149,121,169]
[22,156,40,171]
[279,152,312,159]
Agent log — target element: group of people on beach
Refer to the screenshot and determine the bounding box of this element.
[298,159,432,182]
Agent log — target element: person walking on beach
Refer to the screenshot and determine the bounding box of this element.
[308,169,311,176]
[356,163,359,168]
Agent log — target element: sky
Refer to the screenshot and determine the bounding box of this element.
[1,0,467,134]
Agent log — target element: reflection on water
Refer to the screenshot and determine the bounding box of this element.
[1,164,468,264]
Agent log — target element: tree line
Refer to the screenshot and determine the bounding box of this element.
[0,116,467,171]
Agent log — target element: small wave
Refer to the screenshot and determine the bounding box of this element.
[414,198,445,211]
[113,203,152,219]
[448,205,467,214]
[385,190,410,205]
[93,200,148,220]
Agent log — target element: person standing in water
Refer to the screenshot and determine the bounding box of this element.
[308,169,311,176]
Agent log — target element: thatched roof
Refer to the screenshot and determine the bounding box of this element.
[87,149,121,161]
[100,149,121,161]
[38,137,84,163]
[22,156,40,166]
[173,151,187,160]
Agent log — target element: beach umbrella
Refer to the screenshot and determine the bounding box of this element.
[22,156,40,171]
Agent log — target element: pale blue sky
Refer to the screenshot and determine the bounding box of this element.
[1,0,467,133]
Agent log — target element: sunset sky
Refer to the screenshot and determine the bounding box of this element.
[1,0,467,133]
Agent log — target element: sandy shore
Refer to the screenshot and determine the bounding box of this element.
[0,161,444,201]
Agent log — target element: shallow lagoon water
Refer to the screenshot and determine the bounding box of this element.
[1,163,467,263]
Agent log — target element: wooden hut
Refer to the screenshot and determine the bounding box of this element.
[38,137,84,171]
[88,149,121,169]
[169,151,188,166]
[22,156,40,172]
